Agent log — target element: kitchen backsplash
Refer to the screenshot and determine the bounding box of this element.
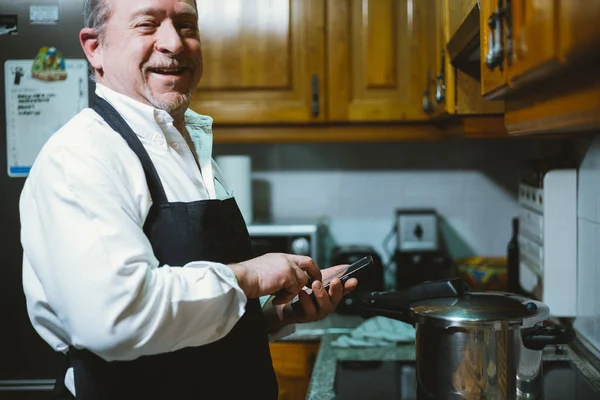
[576,134,600,353]
[215,139,541,266]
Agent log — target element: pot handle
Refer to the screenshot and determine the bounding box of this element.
[522,326,576,351]
[358,278,471,325]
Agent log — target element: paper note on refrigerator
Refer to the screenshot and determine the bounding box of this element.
[4,58,88,177]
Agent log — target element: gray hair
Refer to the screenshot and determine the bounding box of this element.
[83,0,111,80]
[83,0,111,42]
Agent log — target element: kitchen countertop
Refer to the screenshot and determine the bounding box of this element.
[277,314,366,342]
[306,334,416,400]
[295,315,600,400]
[282,313,416,399]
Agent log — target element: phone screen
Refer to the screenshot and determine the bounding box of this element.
[291,255,373,304]
[321,255,373,290]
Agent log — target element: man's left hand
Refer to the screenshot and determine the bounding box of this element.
[263,264,358,332]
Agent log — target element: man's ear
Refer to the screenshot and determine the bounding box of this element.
[80,28,103,75]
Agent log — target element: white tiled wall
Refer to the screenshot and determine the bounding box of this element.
[576,134,600,350]
[215,139,540,274]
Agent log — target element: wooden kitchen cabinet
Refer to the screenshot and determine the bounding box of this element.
[479,0,509,98]
[558,0,600,63]
[193,0,435,124]
[498,1,600,135]
[445,0,479,41]
[269,341,320,400]
[481,0,600,99]
[441,0,505,116]
[425,0,447,117]
[191,0,325,124]
[508,0,560,87]
[326,0,434,122]
[480,0,560,96]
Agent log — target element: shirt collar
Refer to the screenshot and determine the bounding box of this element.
[94,84,214,140]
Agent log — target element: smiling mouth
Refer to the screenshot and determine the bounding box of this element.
[148,67,188,76]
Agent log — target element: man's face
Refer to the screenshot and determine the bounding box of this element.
[97,0,202,113]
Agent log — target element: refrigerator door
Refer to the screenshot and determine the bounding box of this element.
[0,0,93,392]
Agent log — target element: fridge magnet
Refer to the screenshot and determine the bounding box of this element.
[0,14,19,35]
[31,47,67,82]
[30,5,59,25]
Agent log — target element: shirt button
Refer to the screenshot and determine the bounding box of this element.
[172,143,180,150]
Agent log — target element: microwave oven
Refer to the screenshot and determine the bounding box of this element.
[246,223,326,267]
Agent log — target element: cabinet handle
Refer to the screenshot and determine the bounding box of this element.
[311,74,320,118]
[422,70,434,114]
[485,13,498,70]
[435,50,446,104]
[505,0,513,67]
[485,0,512,71]
[491,0,504,69]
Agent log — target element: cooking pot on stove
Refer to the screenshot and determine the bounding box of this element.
[360,279,575,400]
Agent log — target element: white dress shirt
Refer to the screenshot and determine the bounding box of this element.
[20,84,291,373]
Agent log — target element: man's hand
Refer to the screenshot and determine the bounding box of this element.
[229,253,322,305]
[263,264,359,332]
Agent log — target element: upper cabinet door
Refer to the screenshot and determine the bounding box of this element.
[480,0,509,98]
[326,0,432,121]
[428,0,448,116]
[559,0,600,63]
[446,0,479,39]
[507,0,559,86]
[191,0,325,124]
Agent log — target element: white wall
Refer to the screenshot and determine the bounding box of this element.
[215,139,541,271]
[576,134,600,351]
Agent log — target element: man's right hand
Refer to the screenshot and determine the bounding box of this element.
[229,253,322,305]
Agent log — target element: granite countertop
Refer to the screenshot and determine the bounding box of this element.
[301,315,600,400]
[306,334,416,400]
[277,314,366,342]
[292,313,417,400]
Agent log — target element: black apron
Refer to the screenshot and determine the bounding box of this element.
[54,97,277,399]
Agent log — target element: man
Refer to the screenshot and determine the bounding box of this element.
[19,0,357,398]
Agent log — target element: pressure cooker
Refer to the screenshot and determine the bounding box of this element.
[360,279,575,400]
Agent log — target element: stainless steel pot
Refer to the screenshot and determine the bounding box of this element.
[361,279,575,400]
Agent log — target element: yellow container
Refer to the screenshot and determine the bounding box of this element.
[455,257,508,292]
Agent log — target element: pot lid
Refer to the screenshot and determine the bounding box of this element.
[409,292,549,328]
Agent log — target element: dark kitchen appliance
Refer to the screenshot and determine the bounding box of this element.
[247,222,327,267]
[0,1,94,396]
[359,278,576,399]
[331,246,384,315]
[334,359,600,400]
[393,209,452,290]
[507,217,521,293]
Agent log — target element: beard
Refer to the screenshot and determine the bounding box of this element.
[141,59,195,114]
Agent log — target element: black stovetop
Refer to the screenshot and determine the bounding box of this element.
[333,359,599,400]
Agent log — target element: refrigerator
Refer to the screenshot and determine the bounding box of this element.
[0,1,93,397]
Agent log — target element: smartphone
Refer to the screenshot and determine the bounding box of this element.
[319,255,373,291]
[291,255,373,308]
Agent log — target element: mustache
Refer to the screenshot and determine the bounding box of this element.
[142,59,192,71]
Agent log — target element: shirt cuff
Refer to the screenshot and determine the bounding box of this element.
[184,261,247,318]
[259,295,296,341]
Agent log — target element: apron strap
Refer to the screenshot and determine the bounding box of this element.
[92,96,168,204]
[51,352,75,399]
